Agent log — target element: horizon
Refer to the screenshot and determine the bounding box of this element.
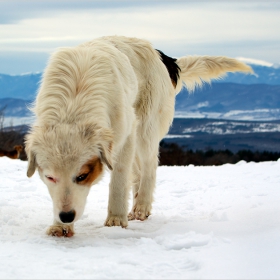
[0,1,280,75]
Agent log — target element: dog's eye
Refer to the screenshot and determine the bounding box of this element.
[45,175,56,183]
[76,173,88,183]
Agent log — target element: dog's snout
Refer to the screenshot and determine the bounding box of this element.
[59,210,76,223]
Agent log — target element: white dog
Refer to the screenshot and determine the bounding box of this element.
[25,36,252,237]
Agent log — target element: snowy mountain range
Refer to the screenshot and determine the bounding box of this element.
[220,57,280,85]
[176,83,280,120]
[0,72,41,100]
[0,59,280,121]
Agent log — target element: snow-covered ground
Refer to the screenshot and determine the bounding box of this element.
[174,109,280,121]
[0,157,280,279]
[3,108,280,129]
[3,116,34,128]
[181,121,280,135]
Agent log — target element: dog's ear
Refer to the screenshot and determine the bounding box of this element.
[97,128,114,171]
[27,150,37,177]
[83,124,114,171]
[100,148,113,171]
[25,127,41,177]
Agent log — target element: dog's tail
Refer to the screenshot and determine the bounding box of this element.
[175,56,253,94]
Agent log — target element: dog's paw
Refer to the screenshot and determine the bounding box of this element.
[104,214,128,228]
[129,203,151,221]
[46,225,74,237]
[127,211,135,221]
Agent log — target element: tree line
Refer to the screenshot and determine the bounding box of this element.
[159,141,280,166]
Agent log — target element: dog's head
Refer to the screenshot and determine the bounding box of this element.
[25,123,113,224]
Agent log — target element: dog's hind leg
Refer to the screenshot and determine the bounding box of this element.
[105,129,136,228]
[128,147,158,221]
[128,155,141,220]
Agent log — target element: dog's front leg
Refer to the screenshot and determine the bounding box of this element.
[105,132,135,228]
[46,221,75,237]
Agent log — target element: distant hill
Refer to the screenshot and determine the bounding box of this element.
[0,61,280,100]
[0,98,32,117]
[176,83,280,112]
[163,118,280,152]
[219,62,280,85]
[0,73,41,100]
[1,60,280,121]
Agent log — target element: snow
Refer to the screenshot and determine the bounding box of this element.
[236,57,274,67]
[3,116,34,127]
[0,157,280,279]
[181,120,280,135]
[5,108,280,128]
[164,134,193,138]
[174,109,280,121]
[18,71,41,76]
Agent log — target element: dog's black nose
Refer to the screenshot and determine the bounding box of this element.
[59,210,76,223]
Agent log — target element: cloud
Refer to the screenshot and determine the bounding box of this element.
[2,0,280,24]
[0,0,187,24]
[0,51,49,74]
[0,0,280,74]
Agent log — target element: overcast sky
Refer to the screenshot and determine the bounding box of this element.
[0,0,279,74]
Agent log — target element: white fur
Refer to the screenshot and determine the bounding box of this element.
[25,36,252,236]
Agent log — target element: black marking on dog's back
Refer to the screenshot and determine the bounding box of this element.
[156,49,180,87]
